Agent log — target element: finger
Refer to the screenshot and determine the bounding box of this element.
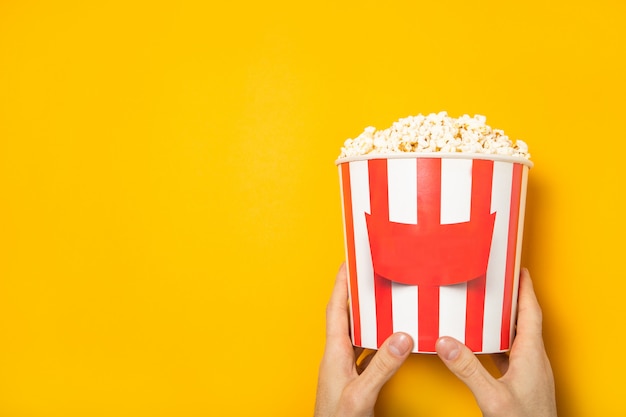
[436,337,499,406]
[325,263,350,343]
[514,268,544,346]
[351,333,413,398]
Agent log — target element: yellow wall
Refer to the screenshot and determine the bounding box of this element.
[1,0,624,415]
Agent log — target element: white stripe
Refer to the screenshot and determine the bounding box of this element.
[439,282,467,342]
[438,159,472,342]
[349,160,377,349]
[387,159,419,346]
[482,161,513,352]
[338,166,356,341]
[388,158,417,224]
[392,283,418,346]
[508,166,529,345]
[440,159,472,224]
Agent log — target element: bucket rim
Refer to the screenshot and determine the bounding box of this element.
[335,152,533,168]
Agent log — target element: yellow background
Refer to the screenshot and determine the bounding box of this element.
[1,0,624,415]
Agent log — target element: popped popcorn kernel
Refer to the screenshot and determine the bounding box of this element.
[338,112,530,159]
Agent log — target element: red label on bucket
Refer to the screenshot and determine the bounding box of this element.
[365,159,496,287]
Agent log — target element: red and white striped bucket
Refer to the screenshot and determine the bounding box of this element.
[337,154,532,353]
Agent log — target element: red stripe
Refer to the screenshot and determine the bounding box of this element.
[417,286,439,351]
[501,164,523,350]
[417,158,441,352]
[367,159,394,348]
[466,275,487,351]
[374,273,393,347]
[465,159,494,352]
[341,163,361,346]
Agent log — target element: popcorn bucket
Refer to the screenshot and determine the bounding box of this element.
[337,154,532,353]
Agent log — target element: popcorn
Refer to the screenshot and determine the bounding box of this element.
[339,112,530,159]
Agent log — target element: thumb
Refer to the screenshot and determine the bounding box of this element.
[355,333,413,400]
[436,337,498,405]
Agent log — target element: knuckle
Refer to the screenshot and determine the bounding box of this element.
[325,302,340,322]
[325,302,333,319]
[536,304,544,323]
[339,385,365,412]
[480,390,513,415]
[455,355,480,380]
[371,350,395,375]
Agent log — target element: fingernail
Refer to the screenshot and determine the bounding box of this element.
[388,333,412,356]
[436,337,460,361]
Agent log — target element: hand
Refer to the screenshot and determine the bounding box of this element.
[435,268,557,417]
[314,264,414,417]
